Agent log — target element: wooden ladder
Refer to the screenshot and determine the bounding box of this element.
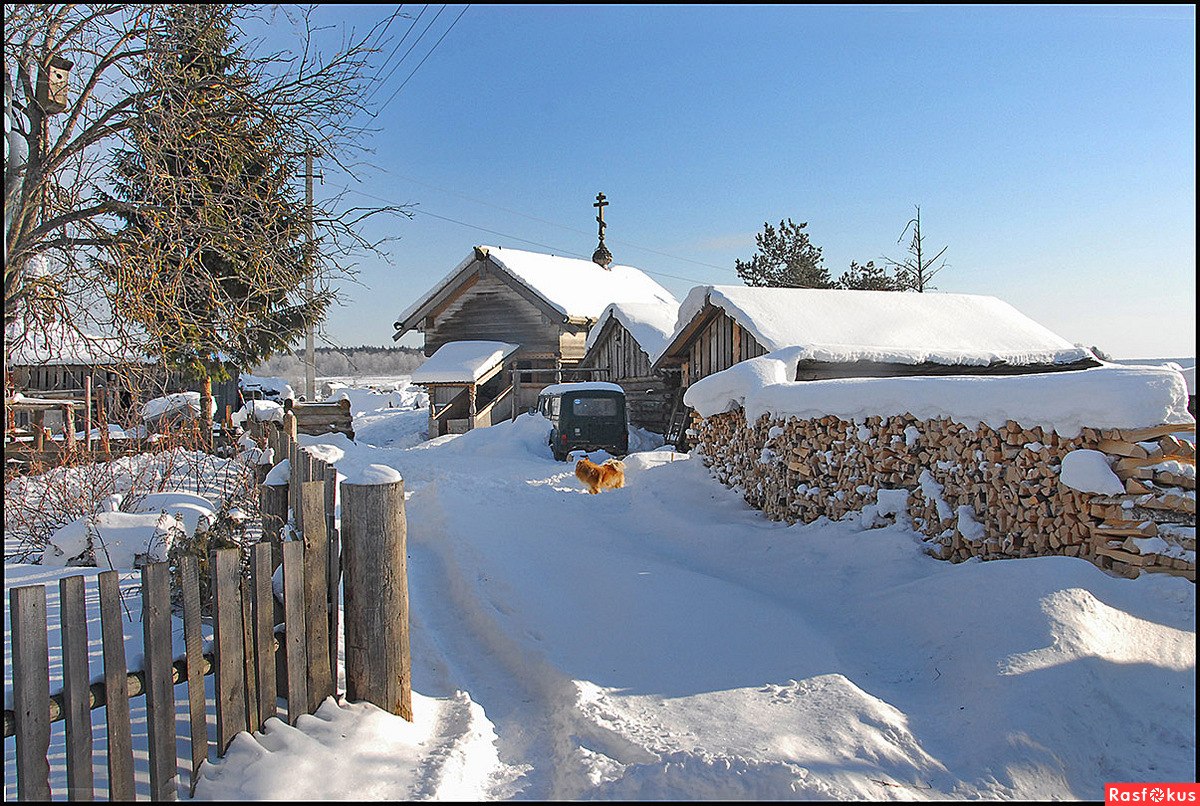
[663,390,689,448]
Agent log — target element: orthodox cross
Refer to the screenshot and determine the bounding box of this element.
[591,192,613,268]
[594,192,608,240]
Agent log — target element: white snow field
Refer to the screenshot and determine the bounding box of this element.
[5,378,1195,800]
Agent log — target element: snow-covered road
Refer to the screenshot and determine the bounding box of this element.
[194,406,1195,800]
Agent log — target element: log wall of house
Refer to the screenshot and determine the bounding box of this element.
[693,409,1195,580]
[426,273,563,358]
[683,310,766,387]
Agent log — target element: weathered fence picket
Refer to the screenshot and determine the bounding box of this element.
[11,584,52,801]
[281,540,309,726]
[141,562,178,801]
[212,548,247,756]
[179,557,208,796]
[252,543,277,728]
[97,571,135,801]
[59,574,94,800]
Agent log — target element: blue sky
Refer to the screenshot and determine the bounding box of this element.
[256,5,1195,359]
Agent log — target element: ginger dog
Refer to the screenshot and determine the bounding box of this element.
[575,457,626,494]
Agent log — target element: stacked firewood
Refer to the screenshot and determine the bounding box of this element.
[1086,427,1195,579]
[693,410,1195,580]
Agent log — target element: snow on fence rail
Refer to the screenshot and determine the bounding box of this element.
[5,421,413,800]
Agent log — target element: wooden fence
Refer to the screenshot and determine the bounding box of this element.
[3,422,413,801]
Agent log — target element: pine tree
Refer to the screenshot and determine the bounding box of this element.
[834,260,909,291]
[735,219,833,288]
[99,5,330,438]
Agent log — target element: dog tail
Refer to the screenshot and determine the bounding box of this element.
[604,459,626,472]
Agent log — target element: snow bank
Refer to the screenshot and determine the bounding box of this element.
[141,392,216,423]
[685,352,1193,436]
[127,491,216,537]
[233,399,284,426]
[42,511,183,570]
[410,341,518,384]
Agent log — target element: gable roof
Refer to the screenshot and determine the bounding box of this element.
[393,246,676,337]
[583,299,681,365]
[656,285,1095,368]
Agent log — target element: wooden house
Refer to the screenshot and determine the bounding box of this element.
[579,300,680,435]
[5,323,240,429]
[652,285,1102,442]
[392,244,677,420]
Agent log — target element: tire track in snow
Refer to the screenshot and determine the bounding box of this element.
[405,473,659,799]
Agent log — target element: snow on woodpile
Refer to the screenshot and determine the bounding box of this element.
[585,299,680,361]
[673,285,1094,366]
[410,341,519,384]
[685,352,1193,437]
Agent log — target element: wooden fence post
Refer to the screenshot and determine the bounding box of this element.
[281,540,309,725]
[261,472,289,546]
[59,575,94,800]
[340,467,412,720]
[212,548,247,755]
[142,561,179,801]
[11,585,52,801]
[98,571,135,801]
[301,481,333,713]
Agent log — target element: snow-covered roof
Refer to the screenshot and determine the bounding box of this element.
[584,299,681,364]
[410,340,519,384]
[663,286,1094,367]
[5,322,151,367]
[394,246,677,331]
[538,381,625,396]
[684,350,1193,437]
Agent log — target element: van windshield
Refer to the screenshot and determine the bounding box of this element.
[570,396,618,417]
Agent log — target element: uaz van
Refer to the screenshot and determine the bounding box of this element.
[536,382,628,461]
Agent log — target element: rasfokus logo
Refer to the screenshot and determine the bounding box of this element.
[1107,784,1200,804]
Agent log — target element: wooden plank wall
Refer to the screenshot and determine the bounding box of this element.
[686,310,765,386]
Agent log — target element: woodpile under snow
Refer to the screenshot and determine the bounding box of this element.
[691,409,1195,581]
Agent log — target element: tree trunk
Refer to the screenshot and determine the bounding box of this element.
[200,374,214,449]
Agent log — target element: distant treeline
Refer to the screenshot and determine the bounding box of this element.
[251,346,425,388]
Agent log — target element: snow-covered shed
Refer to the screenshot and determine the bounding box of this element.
[579,299,681,434]
[5,321,241,426]
[392,245,676,414]
[654,285,1101,389]
[409,340,519,437]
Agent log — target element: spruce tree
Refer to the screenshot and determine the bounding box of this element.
[735,219,833,288]
[99,4,330,438]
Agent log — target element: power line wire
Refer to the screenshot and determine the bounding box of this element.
[373,170,741,277]
[363,5,433,106]
[367,5,446,110]
[374,5,468,112]
[327,181,727,287]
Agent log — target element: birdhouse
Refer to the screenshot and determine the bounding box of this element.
[36,56,73,114]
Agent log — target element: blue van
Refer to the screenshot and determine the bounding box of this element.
[536,382,629,461]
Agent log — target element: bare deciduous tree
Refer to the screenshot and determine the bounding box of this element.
[883,205,949,293]
[4,4,409,393]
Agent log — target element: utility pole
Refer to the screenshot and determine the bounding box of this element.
[301,145,321,401]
